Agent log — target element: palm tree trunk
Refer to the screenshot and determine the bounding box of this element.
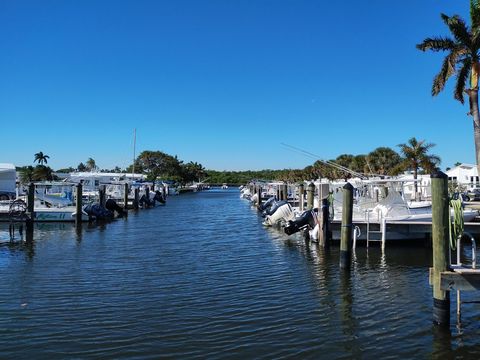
[469,89,480,181]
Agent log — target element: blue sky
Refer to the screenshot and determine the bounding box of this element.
[0,0,474,171]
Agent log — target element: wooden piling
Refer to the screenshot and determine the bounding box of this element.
[306,182,314,210]
[75,183,83,224]
[282,184,288,201]
[145,186,150,207]
[298,183,304,211]
[27,182,35,215]
[123,183,129,213]
[319,198,330,248]
[340,183,353,269]
[99,185,106,208]
[134,188,139,210]
[257,185,262,208]
[431,171,450,326]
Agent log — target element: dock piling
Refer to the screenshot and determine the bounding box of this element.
[282,184,288,201]
[306,182,314,210]
[134,188,139,210]
[27,182,35,217]
[99,185,106,208]
[123,183,129,214]
[298,183,304,211]
[257,185,262,208]
[431,171,450,326]
[75,183,83,225]
[319,198,330,248]
[340,183,353,269]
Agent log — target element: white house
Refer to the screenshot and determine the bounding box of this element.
[446,163,479,191]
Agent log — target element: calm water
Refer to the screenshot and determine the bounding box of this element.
[0,189,479,359]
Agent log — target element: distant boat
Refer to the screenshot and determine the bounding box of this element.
[221,183,228,189]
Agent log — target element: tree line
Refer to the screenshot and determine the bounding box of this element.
[19,137,441,185]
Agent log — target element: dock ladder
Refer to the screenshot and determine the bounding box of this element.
[450,231,479,322]
[366,209,386,250]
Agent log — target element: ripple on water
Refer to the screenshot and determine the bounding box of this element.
[0,190,479,359]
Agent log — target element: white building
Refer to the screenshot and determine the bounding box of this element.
[446,163,479,191]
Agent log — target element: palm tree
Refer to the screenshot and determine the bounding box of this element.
[366,147,402,176]
[34,151,50,165]
[20,166,35,184]
[398,137,441,199]
[416,3,480,175]
[86,158,97,172]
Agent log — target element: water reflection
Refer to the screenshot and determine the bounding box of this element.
[431,326,452,359]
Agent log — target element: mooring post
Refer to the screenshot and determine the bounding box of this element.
[306,182,314,210]
[431,171,450,326]
[99,185,106,208]
[145,186,150,208]
[282,184,288,201]
[123,183,129,213]
[257,185,262,208]
[134,188,139,210]
[298,183,305,211]
[75,183,83,224]
[319,198,330,248]
[340,183,353,269]
[27,182,35,216]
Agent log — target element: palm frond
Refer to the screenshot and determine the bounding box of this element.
[472,0,480,34]
[455,58,471,103]
[432,51,460,96]
[441,13,472,48]
[416,37,456,52]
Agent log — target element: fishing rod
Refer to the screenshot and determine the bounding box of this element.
[280,143,368,180]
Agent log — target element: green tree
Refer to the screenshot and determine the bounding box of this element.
[398,137,441,198]
[417,3,480,176]
[20,166,35,184]
[77,162,87,172]
[86,158,97,171]
[135,150,182,181]
[56,167,75,173]
[33,165,55,181]
[34,151,50,165]
[366,147,402,176]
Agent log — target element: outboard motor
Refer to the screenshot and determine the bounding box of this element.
[84,203,114,220]
[263,202,294,226]
[106,199,127,217]
[154,191,166,205]
[264,200,288,216]
[250,193,259,205]
[258,197,275,212]
[139,194,153,208]
[284,208,318,235]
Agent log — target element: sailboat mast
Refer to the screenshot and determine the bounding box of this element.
[132,128,136,179]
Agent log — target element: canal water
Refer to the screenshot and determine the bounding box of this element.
[0,189,479,359]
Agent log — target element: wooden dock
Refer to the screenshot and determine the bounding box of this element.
[329,220,480,241]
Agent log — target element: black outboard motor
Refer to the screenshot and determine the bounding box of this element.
[264,200,288,217]
[84,203,114,220]
[284,208,318,235]
[154,191,166,204]
[106,199,127,217]
[258,196,275,212]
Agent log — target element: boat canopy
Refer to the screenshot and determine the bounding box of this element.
[0,163,16,193]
